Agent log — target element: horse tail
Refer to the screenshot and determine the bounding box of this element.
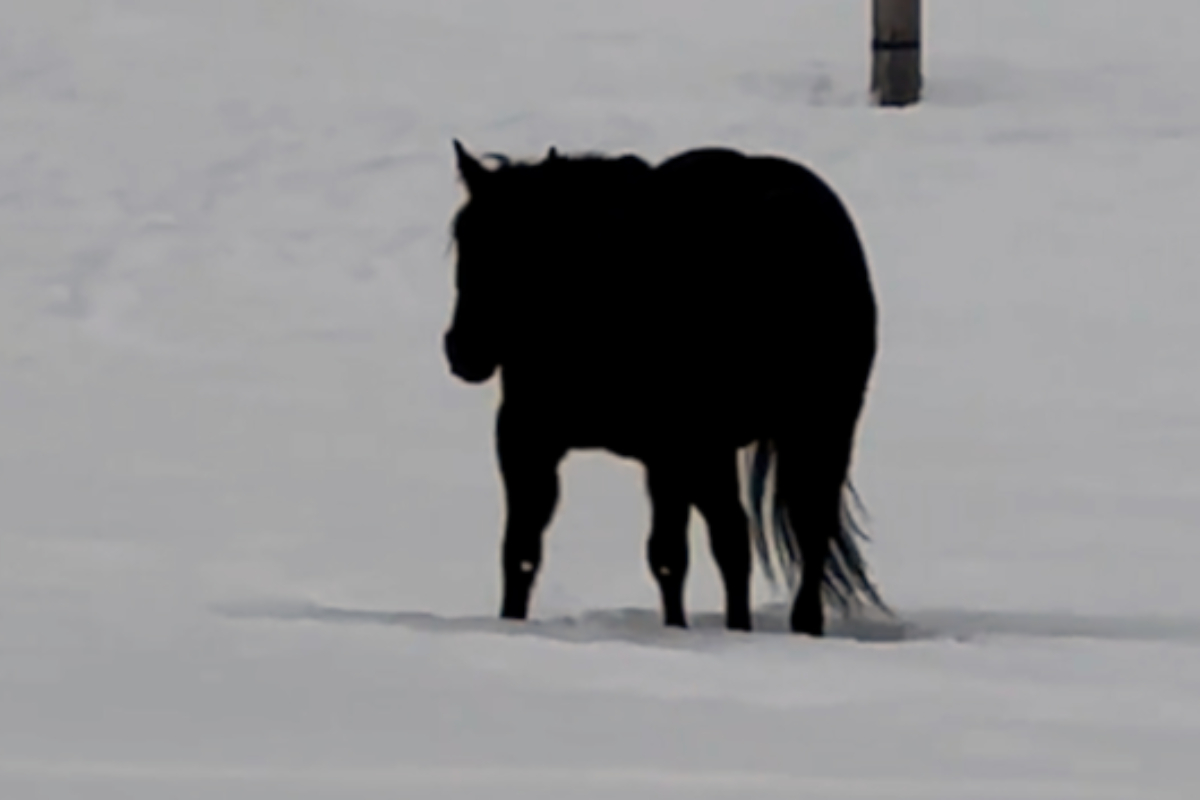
[744,440,887,614]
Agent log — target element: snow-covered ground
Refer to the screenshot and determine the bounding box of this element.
[4,1,1200,796]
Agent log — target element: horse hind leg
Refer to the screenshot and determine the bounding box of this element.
[644,461,690,627]
[496,409,564,621]
[691,453,752,631]
[778,417,857,636]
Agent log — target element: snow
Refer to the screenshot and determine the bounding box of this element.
[3,0,1200,796]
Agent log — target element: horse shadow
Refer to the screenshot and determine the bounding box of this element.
[215,599,1200,649]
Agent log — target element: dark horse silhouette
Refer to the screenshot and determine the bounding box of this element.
[444,140,884,635]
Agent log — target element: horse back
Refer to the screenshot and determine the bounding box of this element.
[501,148,875,451]
[650,148,875,355]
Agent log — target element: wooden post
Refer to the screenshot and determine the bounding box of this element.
[872,0,921,107]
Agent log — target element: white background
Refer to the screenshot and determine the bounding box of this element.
[3,2,1199,797]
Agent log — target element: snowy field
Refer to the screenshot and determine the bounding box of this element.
[4,1,1200,797]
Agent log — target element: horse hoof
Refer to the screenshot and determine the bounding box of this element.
[790,610,824,636]
[727,613,752,632]
[500,604,529,621]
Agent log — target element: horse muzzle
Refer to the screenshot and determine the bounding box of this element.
[444,329,499,384]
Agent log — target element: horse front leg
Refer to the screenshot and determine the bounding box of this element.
[496,407,564,621]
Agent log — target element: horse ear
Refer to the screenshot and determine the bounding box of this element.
[454,139,488,193]
[547,146,559,161]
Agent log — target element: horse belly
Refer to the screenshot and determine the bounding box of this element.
[502,361,759,459]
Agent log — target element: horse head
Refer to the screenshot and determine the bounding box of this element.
[444,140,648,386]
[443,140,520,384]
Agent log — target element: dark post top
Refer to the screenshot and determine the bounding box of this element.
[871,0,921,106]
[873,0,921,49]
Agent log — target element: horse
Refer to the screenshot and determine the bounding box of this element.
[444,139,884,635]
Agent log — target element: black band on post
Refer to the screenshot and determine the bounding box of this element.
[872,39,920,51]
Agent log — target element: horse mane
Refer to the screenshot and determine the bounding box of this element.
[451,150,653,249]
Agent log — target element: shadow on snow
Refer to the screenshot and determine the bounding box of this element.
[214,600,1200,648]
